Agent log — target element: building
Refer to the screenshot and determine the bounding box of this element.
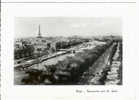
[33,25,56,55]
[14,24,57,59]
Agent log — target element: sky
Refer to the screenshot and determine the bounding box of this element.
[15,17,122,38]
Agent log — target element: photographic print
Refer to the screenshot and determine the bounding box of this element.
[14,17,122,85]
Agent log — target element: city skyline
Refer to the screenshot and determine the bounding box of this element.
[15,17,122,38]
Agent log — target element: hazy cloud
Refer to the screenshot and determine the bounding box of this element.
[15,17,122,38]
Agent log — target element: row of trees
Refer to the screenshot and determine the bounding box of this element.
[21,40,114,85]
[55,39,89,50]
[53,41,113,84]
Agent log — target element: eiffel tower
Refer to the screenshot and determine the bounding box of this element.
[37,24,42,38]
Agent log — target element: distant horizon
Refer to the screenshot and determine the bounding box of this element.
[15,17,122,38]
[15,34,122,40]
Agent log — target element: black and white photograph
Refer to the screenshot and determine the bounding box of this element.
[14,17,123,85]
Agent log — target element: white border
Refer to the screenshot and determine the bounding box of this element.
[1,0,136,3]
[1,3,138,100]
